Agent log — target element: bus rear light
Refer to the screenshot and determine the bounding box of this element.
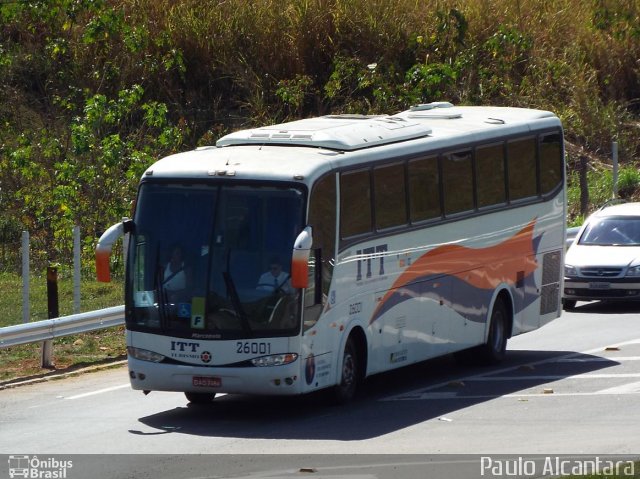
[128,346,165,363]
[251,353,298,367]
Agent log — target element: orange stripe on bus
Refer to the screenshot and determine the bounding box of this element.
[371,219,538,322]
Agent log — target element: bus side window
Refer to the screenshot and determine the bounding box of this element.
[373,162,407,229]
[476,143,506,208]
[304,174,336,330]
[443,150,473,215]
[508,137,537,200]
[340,169,372,238]
[408,156,440,222]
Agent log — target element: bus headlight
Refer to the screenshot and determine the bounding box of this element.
[251,353,298,367]
[127,346,165,363]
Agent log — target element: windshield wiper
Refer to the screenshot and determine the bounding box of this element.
[222,271,252,335]
[154,246,169,328]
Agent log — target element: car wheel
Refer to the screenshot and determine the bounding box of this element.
[562,299,577,310]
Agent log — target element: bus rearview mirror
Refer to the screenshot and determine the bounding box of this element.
[291,226,313,289]
[95,221,126,282]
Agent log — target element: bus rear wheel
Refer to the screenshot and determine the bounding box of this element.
[479,299,508,365]
[185,392,216,404]
[332,337,360,404]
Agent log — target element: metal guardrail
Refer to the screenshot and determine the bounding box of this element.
[0,305,125,349]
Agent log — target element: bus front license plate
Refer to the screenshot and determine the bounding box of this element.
[193,376,221,388]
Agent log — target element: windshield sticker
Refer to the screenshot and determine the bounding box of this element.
[177,303,191,318]
[191,297,205,329]
[134,291,155,307]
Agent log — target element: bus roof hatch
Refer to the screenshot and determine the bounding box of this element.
[216,115,432,151]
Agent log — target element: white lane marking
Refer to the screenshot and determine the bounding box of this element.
[391,381,640,401]
[381,337,640,402]
[65,384,130,400]
[595,380,640,395]
[391,390,640,401]
[465,373,640,380]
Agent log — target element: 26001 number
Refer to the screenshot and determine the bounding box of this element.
[236,342,271,355]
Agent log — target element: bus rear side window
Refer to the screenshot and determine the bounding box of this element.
[340,169,372,238]
[539,133,563,194]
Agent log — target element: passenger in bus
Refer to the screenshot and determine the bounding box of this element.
[163,244,188,300]
[257,257,293,294]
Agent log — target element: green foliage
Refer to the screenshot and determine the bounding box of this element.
[405,63,458,104]
[1,0,640,273]
[276,74,315,118]
[617,167,640,198]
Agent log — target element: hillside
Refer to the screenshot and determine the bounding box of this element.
[1,0,639,270]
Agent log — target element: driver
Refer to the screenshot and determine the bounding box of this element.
[257,256,293,294]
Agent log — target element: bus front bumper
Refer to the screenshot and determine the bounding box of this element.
[127,356,303,396]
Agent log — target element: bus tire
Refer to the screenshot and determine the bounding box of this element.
[332,337,360,404]
[479,299,508,365]
[185,392,216,404]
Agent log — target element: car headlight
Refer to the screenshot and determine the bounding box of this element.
[564,264,578,277]
[626,265,640,277]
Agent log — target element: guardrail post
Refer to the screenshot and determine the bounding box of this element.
[42,265,59,368]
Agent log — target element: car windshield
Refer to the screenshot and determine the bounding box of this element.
[578,216,640,246]
[126,181,305,339]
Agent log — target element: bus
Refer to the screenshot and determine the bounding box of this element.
[96,102,565,404]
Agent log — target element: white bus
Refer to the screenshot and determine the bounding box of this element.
[96,102,565,404]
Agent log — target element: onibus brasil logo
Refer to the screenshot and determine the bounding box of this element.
[8,455,73,478]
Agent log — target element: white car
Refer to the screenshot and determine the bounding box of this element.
[563,202,640,309]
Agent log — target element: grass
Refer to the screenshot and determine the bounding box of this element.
[0,271,126,383]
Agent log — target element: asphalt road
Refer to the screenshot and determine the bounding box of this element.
[1,301,640,478]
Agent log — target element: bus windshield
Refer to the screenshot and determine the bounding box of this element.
[127,181,305,339]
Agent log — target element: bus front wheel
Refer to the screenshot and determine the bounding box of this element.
[185,392,216,404]
[332,337,360,404]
